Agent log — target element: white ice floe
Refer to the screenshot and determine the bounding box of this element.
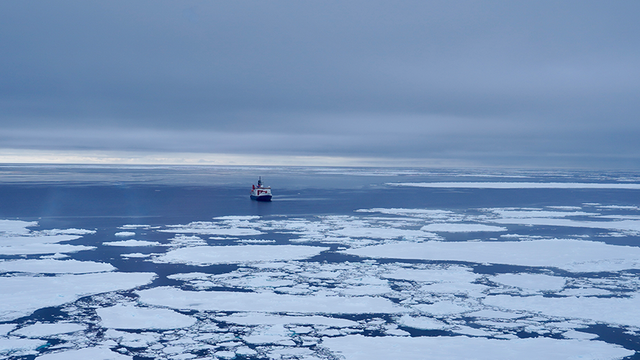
[36,346,132,360]
[97,304,196,330]
[120,252,152,258]
[114,231,135,237]
[490,217,640,233]
[397,315,450,330]
[161,221,263,236]
[0,338,46,357]
[153,245,328,266]
[0,219,38,235]
[355,208,455,220]
[321,334,634,360]
[217,313,358,328]
[0,272,155,321]
[0,234,94,255]
[342,239,640,272]
[137,287,405,314]
[484,294,640,328]
[491,273,566,293]
[420,223,507,232]
[388,182,640,189]
[119,224,152,229]
[102,240,162,247]
[13,322,86,337]
[0,259,115,274]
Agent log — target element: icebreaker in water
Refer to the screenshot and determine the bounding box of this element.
[250,177,272,201]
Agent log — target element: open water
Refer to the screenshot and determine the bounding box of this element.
[1,165,640,359]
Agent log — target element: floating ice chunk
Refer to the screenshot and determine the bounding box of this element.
[388,182,640,189]
[35,346,132,359]
[120,253,151,258]
[0,272,156,321]
[0,259,114,274]
[243,324,295,345]
[214,216,260,220]
[397,315,450,330]
[484,294,640,328]
[487,209,597,219]
[0,338,46,357]
[0,233,94,255]
[137,287,405,314]
[217,313,358,327]
[420,223,507,232]
[103,240,162,247]
[382,266,478,283]
[119,224,152,229]
[104,329,159,348]
[97,304,196,330]
[356,208,455,220]
[492,273,566,292]
[342,240,640,272]
[330,226,436,240]
[0,324,16,335]
[0,219,38,235]
[321,334,634,360]
[161,221,263,236]
[40,228,96,236]
[153,245,328,265]
[114,231,135,237]
[13,322,86,337]
[412,300,476,315]
[467,309,523,319]
[563,330,599,340]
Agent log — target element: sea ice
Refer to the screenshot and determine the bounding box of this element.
[484,294,640,328]
[0,272,156,321]
[0,259,114,274]
[114,231,135,237]
[35,346,132,359]
[12,322,86,337]
[388,182,640,189]
[321,334,634,360]
[491,273,566,292]
[97,304,196,329]
[342,239,640,272]
[0,338,47,357]
[137,287,405,314]
[420,223,507,232]
[102,240,162,247]
[153,245,328,265]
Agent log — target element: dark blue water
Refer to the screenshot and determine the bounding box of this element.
[1,165,639,359]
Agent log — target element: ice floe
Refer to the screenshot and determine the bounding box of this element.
[102,240,162,247]
[321,334,634,360]
[343,239,640,272]
[0,272,155,321]
[12,322,86,337]
[0,338,47,357]
[0,259,115,274]
[389,182,640,189]
[153,245,328,265]
[114,231,135,237]
[484,294,640,328]
[97,304,196,330]
[420,223,507,232]
[35,346,132,360]
[137,287,405,314]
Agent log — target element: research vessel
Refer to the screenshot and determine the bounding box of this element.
[250,177,272,201]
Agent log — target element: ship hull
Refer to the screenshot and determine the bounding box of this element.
[250,194,272,201]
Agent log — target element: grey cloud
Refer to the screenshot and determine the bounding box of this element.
[1,1,639,167]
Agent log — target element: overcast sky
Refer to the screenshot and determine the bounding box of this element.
[1,1,639,168]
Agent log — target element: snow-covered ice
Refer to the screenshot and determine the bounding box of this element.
[97,304,196,330]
